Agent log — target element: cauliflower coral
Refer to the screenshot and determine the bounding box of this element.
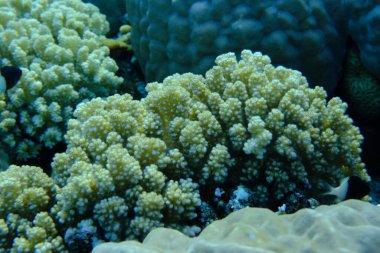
[50,50,368,243]
[0,0,123,164]
[0,165,65,252]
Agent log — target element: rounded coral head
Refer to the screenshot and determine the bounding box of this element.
[53,50,369,242]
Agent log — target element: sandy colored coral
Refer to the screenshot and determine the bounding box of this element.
[51,50,367,243]
[92,200,380,253]
[0,0,123,163]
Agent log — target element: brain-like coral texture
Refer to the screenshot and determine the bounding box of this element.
[0,0,123,163]
[51,50,368,242]
[92,200,380,253]
[126,0,380,94]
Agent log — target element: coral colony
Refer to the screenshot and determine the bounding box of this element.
[0,1,379,252]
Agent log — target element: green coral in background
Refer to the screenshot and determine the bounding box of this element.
[125,0,380,96]
[0,0,123,164]
[342,44,380,122]
[48,50,368,243]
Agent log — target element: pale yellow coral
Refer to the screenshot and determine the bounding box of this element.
[106,144,142,191]
[0,165,66,252]
[202,144,235,183]
[51,94,203,239]
[51,50,367,243]
[53,162,114,223]
[127,135,168,168]
[164,179,201,220]
[0,165,55,218]
[142,165,166,193]
[134,192,165,220]
[0,0,123,162]
[7,212,65,253]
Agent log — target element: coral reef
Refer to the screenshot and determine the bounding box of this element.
[125,0,380,95]
[0,0,123,163]
[0,1,376,252]
[92,200,380,253]
[49,50,368,242]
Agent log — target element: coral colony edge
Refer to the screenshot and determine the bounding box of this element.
[1,1,380,253]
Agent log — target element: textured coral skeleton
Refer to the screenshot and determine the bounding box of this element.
[126,0,380,96]
[0,1,376,251]
[0,0,123,164]
[2,49,369,252]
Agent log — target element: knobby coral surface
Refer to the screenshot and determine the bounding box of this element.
[342,44,380,121]
[0,165,65,252]
[93,200,380,253]
[126,0,380,95]
[48,50,368,244]
[0,0,123,164]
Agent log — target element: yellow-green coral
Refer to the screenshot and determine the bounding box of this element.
[51,94,202,241]
[0,166,65,252]
[94,196,128,241]
[0,165,55,218]
[0,0,123,163]
[50,50,368,243]
[1,212,66,253]
[10,212,65,253]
